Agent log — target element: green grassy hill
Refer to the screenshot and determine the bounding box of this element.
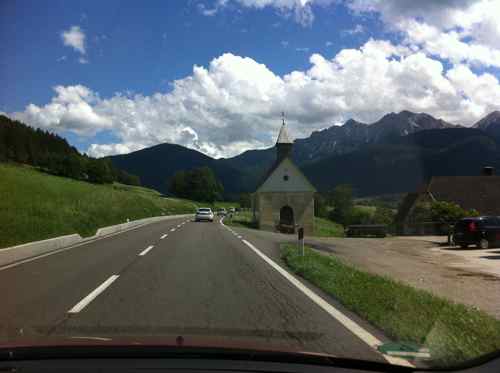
[0,163,199,248]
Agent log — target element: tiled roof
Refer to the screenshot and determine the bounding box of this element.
[395,192,419,222]
[276,123,292,144]
[426,176,500,215]
[256,158,281,190]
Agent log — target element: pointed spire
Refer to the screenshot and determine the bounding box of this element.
[276,112,292,144]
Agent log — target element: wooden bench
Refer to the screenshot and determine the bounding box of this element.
[277,223,295,234]
[345,224,387,238]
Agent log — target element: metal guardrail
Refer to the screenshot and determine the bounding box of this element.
[0,214,192,268]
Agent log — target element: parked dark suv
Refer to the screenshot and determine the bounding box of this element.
[453,216,500,249]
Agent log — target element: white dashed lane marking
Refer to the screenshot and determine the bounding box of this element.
[138,245,154,256]
[160,234,168,239]
[68,275,119,314]
[170,228,176,232]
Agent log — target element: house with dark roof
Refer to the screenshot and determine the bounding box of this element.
[252,118,316,234]
[396,167,500,234]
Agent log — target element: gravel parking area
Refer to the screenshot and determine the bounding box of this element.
[305,235,500,319]
[228,224,500,319]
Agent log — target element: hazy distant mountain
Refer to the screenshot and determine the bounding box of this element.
[108,143,246,197]
[302,127,500,196]
[224,111,457,172]
[108,111,500,197]
[292,110,457,164]
[474,111,500,129]
[218,147,276,191]
[473,111,500,142]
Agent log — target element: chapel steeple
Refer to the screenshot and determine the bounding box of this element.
[276,112,293,163]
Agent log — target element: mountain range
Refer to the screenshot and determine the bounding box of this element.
[108,110,500,198]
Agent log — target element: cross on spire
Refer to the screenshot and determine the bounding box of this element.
[276,112,292,145]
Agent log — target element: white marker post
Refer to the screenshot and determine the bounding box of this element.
[298,227,304,256]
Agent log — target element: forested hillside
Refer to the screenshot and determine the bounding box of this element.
[0,115,140,185]
[108,143,245,198]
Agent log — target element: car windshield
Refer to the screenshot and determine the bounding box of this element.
[1,0,500,370]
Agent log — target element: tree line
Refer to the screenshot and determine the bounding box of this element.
[314,184,395,227]
[169,167,224,203]
[0,115,140,185]
[315,183,480,229]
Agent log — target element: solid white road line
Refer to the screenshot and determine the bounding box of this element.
[0,215,192,272]
[160,234,168,239]
[239,239,414,368]
[70,336,112,341]
[68,275,119,314]
[138,245,154,256]
[219,220,410,362]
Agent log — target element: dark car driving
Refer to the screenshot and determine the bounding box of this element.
[453,216,500,249]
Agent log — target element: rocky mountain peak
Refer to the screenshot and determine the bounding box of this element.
[474,111,500,129]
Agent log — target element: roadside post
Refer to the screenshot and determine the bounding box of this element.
[298,227,304,256]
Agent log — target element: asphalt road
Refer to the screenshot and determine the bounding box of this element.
[1,217,391,363]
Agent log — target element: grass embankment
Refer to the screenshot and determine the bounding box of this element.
[281,244,500,366]
[225,213,344,238]
[313,217,344,237]
[0,163,198,248]
[223,210,256,229]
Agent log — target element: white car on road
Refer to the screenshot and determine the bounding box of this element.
[195,207,214,222]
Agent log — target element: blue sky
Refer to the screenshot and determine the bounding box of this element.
[1,0,382,110]
[2,0,500,158]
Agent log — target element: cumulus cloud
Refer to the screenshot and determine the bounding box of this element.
[401,19,500,68]
[12,85,111,136]
[347,0,478,26]
[347,0,500,68]
[61,26,86,54]
[87,142,146,158]
[9,41,500,158]
[211,0,337,27]
[199,0,500,69]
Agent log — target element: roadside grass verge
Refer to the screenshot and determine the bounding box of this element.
[223,210,257,229]
[212,201,240,210]
[353,204,377,215]
[281,243,500,366]
[313,217,344,237]
[224,214,345,237]
[0,163,197,248]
